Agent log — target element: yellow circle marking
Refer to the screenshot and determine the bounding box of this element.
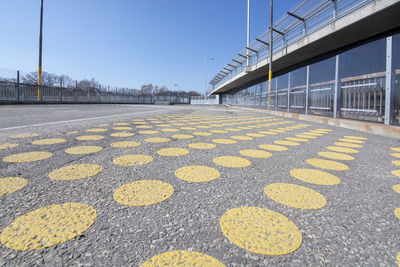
[49,164,103,180]
[392,170,400,178]
[264,183,327,210]
[76,135,104,141]
[391,147,400,152]
[285,137,308,142]
[140,250,225,267]
[270,129,286,133]
[144,137,170,143]
[240,149,272,159]
[136,125,153,129]
[0,177,28,196]
[220,206,302,255]
[318,151,355,161]
[156,124,171,127]
[310,130,329,134]
[111,141,141,148]
[392,153,400,159]
[246,133,265,138]
[0,203,97,250]
[114,180,174,206]
[211,130,228,133]
[32,138,66,145]
[3,151,52,163]
[180,127,196,130]
[392,160,400,167]
[317,128,332,132]
[113,126,133,130]
[395,208,400,219]
[113,154,153,166]
[290,168,341,185]
[161,128,180,132]
[65,146,103,155]
[172,134,194,139]
[338,138,365,144]
[110,132,134,137]
[393,184,400,194]
[326,146,358,154]
[274,140,300,146]
[139,130,159,135]
[231,135,253,141]
[306,158,349,171]
[85,128,108,133]
[259,144,288,152]
[343,136,367,140]
[334,142,362,148]
[302,132,322,136]
[258,131,277,135]
[212,139,237,145]
[157,148,189,157]
[213,156,251,168]
[9,133,40,139]
[0,143,19,150]
[188,143,216,150]
[175,165,221,182]
[397,253,400,267]
[193,131,213,136]
[295,134,317,139]
[113,122,130,126]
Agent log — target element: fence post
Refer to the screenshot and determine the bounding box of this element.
[75,80,78,102]
[287,72,291,112]
[333,55,340,118]
[60,77,63,102]
[16,71,20,102]
[305,65,310,115]
[385,36,393,125]
[275,78,278,110]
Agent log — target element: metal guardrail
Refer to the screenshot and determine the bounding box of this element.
[0,81,191,104]
[210,0,373,89]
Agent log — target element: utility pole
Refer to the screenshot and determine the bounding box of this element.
[38,0,44,101]
[267,0,273,107]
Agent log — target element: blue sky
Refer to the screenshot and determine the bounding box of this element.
[0,0,297,92]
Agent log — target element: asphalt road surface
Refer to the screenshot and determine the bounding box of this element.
[0,104,399,266]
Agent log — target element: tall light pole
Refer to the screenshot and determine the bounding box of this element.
[204,57,214,96]
[38,0,44,101]
[267,0,273,107]
[246,0,250,67]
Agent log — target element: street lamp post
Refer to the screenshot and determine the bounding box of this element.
[267,0,273,107]
[38,0,44,101]
[247,0,250,67]
[204,57,215,96]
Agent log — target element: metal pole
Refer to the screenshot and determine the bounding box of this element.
[38,0,44,101]
[287,72,291,112]
[204,57,207,96]
[385,36,393,125]
[267,0,273,107]
[246,0,250,67]
[60,77,63,102]
[305,65,310,115]
[333,55,340,118]
[16,71,20,102]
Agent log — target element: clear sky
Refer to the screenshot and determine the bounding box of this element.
[0,0,298,92]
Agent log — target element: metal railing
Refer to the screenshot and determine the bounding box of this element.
[210,0,373,89]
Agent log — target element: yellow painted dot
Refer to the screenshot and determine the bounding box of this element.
[65,146,103,155]
[306,158,349,171]
[136,125,153,129]
[144,137,170,143]
[392,160,400,166]
[32,138,66,145]
[114,180,174,206]
[175,165,221,182]
[318,151,355,161]
[393,184,400,194]
[157,148,189,157]
[391,147,400,152]
[343,136,367,140]
[274,140,300,146]
[193,131,213,136]
[113,122,130,126]
[240,149,272,159]
[85,128,108,133]
[139,130,159,135]
[140,250,225,267]
[161,128,180,132]
[285,137,308,142]
[258,131,277,135]
[309,130,329,134]
[326,146,358,154]
[302,132,322,136]
[113,127,133,130]
[246,133,265,138]
[230,135,253,141]
[110,132,134,137]
[334,142,362,148]
[392,153,400,159]
[295,134,317,139]
[0,177,28,196]
[264,183,327,210]
[113,154,153,166]
[395,208,400,219]
[213,156,251,168]
[209,130,227,134]
[259,144,288,152]
[180,127,196,130]
[172,134,194,139]
[0,203,97,250]
[397,253,400,267]
[3,151,52,163]
[0,143,19,150]
[317,128,332,132]
[212,139,237,145]
[188,143,216,150]
[220,206,302,255]
[290,168,341,185]
[9,133,40,139]
[49,164,103,180]
[111,141,140,148]
[270,129,286,133]
[156,124,171,127]
[76,135,104,141]
[392,170,400,178]
[339,138,365,144]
